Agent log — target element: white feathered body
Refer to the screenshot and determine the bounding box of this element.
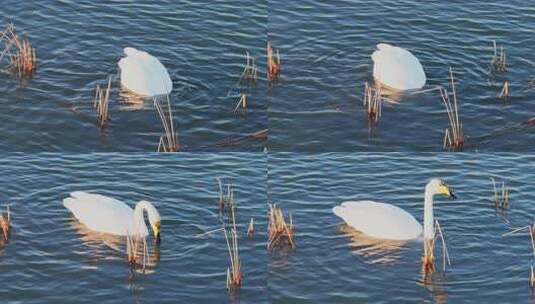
[118,47,172,97]
[372,43,426,91]
[333,200,422,240]
[63,191,149,237]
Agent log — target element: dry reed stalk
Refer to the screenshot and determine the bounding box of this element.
[490,177,510,210]
[422,220,451,276]
[267,204,295,250]
[363,81,382,123]
[217,179,235,213]
[155,95,179,152]
[247,218,255,238]
[267,42,281,82]
[126,232,149,272]
[490,40,507,72]
[501,224,535,286]
[237,51,258,85]
[0,23,37,78]
[93,77,112,128]
[441,68,464,151]
[529,225,535,287]
[435,220,451,272]
[0,205,10,241]
[224,204,242,291]
[233,93,247,113]
[498,81,510,100]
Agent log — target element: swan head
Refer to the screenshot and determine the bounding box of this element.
[426,178,456,200]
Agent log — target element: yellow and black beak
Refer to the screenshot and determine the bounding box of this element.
[438,183,457,200]
[153,224,161,244]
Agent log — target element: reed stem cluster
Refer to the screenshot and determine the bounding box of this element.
[267,204,295,250]
[0,23,37,78]
[155,95,179,152]
[441,68,464,151]
[93,77,112,128]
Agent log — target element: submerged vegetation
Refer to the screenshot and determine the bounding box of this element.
[0,23,37,78]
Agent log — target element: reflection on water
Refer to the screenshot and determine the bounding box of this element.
[420,272,449,304]
[118,88,153,110]
[68,219,161,274]
[338,224,408,265]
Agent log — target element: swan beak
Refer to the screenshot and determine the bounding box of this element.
[153,224,161,243]
[439,184,456,200]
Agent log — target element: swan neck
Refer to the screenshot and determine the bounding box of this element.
[134,202,149,235]
[423,189,434,240]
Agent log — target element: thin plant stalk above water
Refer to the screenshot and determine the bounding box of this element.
[490,177,510,210]
[422,220,450,276]
[0,23,37,78]
[155,95,179,152]
[93,76,112,129]
[491,40,507,73]
[363,81,382,123]
[217,178,235,214]
[498,81,510,101]
[237,51,258,85]
[501,224,535,286]
[441,68,464,151]
[267,204,295,250]
[267,42,281,82]
[233,93,247,114]
[247,218,255,238]
[224,201,242,291]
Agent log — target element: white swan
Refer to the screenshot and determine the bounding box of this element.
[63,191,161,241]
[372,43,426,91]
[333,179,455,241]
[118,47,172,97]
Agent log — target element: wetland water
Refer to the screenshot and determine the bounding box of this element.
[268,153,535,303]
[0,1,267,152]
[268,0,535,151]
[0,153,267,303]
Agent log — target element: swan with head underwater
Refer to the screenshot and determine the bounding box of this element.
[64,191,161,243]
[333,178,456,241]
